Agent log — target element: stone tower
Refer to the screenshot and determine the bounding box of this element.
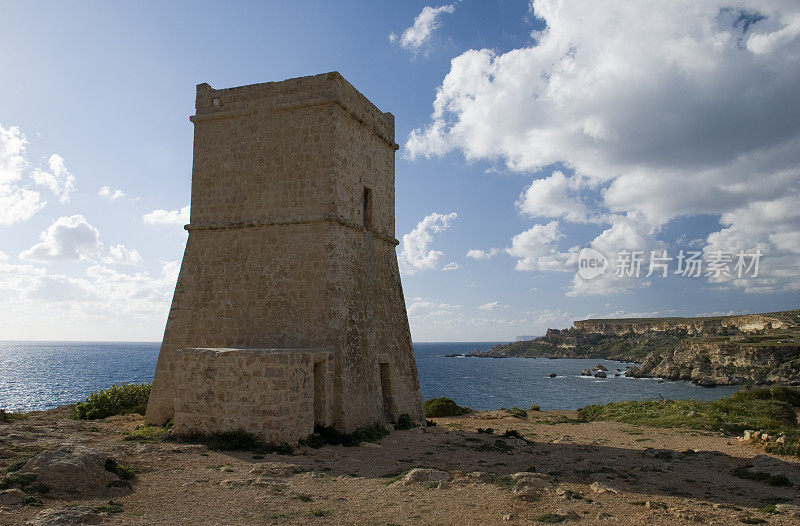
[145,72,423,443]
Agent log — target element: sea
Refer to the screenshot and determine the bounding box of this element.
[0,341,738,413]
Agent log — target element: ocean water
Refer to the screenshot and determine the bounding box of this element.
[0,341,738,413]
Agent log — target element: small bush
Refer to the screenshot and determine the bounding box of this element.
[5,455,35,473]
[170,429,293,454]
[0,409,25,423]
[394,413,414,430]
[104,458,135,480]
[123,423,171,442]
[74,383,152,420]
[0,472,37,489]
[493,475,515,490]
[530,404,541,411]
[423,397,472,418]
[309,423,389,447]
[95,501,124,514]
[503,429,523,440]
[507,407,527,419]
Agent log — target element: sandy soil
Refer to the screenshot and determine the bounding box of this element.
[2,407,800,525]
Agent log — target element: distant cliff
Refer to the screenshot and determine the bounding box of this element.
[468,310,800,386]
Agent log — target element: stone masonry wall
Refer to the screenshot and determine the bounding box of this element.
[172,348,333,443]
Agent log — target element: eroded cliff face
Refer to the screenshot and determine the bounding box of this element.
[478,310,800,386]
[573,313,791,336]
[629,341,800,386]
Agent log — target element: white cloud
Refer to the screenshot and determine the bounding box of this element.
[98,185,125,200]
[102,244,143,266]
[20,215,103,262]
[143,205,190,225]
[393,4,456,52]
[517,171,592,223]
[0,255,179,339]
[506,221,575,272]
[0,124,45,225]
[31,154,75,204]
[407,1,800,294]
[477,300,508,311]
[398,212,457,275]
[441,261,460,271]
[466,248,500,260]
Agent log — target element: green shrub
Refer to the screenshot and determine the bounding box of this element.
[0,409,25,423]
[74,383,152,420]
[503,429,523,440]
[578,387,800,458]
[308,423,389,447]
[95,501,124,514]
[507,407,527,419]
[5,455,35,473]
[0,472,37,489]
[394,413,414,430]
[104,458,135,480]
[530,404,541,411]
[123,423,172,442]
[423,397,472,417]
[170,429,293,454]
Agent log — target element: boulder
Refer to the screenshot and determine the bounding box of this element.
[510,472,554,501]
[748,455,800,486]
[594,371,607,378]
[593,364,608,371]
[27,506,103,525]
[581,369,592,376]
[0,488,27,506]
[549,373,557,378]
[400,468,451,486]
[741,430,757,441]
[589,481,619,494]
[18,446,123,496]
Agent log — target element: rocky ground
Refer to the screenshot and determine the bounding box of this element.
[2,407,800,525]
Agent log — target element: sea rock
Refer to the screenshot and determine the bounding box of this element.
[549,373,557,378]
[400,468,451,486]
[581,369,593,376]
[593,364,608,371]
[27,506,104,525]
[18,446,123,496]
[594,371,607,378]
[0,488,27,506]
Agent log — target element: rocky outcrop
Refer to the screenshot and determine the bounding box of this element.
[473,309,800,386]
[17,446,128,496]
[573,311,795,336]
[628,340,800,386]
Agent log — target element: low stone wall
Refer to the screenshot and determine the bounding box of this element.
[171,348,333,444]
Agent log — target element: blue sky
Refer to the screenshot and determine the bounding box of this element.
[1,0,799,341]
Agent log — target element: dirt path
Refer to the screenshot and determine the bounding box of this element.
[2,408,800,525]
